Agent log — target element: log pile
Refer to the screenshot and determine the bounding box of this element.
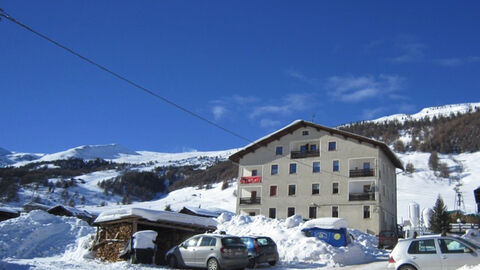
[94,222,133,262]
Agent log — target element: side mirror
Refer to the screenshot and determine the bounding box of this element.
[180,243,186,249]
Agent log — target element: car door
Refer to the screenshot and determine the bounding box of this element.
[195,236,217,267]
[179,236,200,266]
[406,239,442,270]
[438,238,480,270]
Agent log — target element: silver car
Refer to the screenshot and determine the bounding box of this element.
[165,233,249,270]
[388,235,480,270]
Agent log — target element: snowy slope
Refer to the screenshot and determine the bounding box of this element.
[370,102,480,124]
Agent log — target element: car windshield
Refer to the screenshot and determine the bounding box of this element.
[222,237,245,247]
[455,237,480,250]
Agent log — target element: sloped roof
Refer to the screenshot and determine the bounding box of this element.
[229,120,403,170]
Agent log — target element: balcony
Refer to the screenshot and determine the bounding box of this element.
[290,150,320,159]
[349,192,375,201]
[349,168,375,178]
[239,197,261,205]
[240,176,262,184]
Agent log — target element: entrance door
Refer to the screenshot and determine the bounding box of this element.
[251,191,257,203]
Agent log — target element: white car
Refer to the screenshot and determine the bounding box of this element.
[388,235,480,270]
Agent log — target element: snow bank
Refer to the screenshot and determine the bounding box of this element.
[302,218,348,230]
[215,214,385,267]
[132,230,158,249]
[0,210,95,259]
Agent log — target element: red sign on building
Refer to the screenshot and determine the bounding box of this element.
[240,176,262,184]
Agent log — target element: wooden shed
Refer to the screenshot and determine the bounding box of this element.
[92,207,217,265]
[179,206,226,218]
[47,205,96,225]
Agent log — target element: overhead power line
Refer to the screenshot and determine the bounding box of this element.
[0,8,399,181]
[0,9,253,145]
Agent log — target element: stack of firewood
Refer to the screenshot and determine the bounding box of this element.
[95,223,133,261]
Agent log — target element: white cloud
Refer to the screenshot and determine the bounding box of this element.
[362,107,386,120]
[260,118,281,128]
[434,58,464,67]
[327,74,405,103]
[390,42,426,63]
[212,105,227,120]
[249,94,311,118]
[286,70,318,85]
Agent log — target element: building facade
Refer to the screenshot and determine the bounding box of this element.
[229,120,404,235]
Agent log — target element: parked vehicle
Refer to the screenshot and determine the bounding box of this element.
[378,230,398,249]
[165,233,249,270]
[240,236,279,268]
[388,235,480,270]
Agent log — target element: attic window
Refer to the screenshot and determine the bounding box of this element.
[302,130,309,136]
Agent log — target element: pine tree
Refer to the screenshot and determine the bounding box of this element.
[429,151,439,171]
[429,195,450,234]
[405,162,415,174]
[439,162,450,178]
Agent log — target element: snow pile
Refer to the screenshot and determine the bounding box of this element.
[302,218,348,230]
[132,230,158,249]
[0,210,95,259]
[215,214,384,267]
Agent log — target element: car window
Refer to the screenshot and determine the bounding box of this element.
[408,239,437,254]
[256,237,275,246]
[221,237,245,247]
[439,239,469,253]
[199,237,217,247]
[185,237,200,248]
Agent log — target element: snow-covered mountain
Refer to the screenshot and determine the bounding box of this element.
[370,102,480,124]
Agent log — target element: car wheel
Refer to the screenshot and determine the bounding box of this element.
[399,264,417,270]
[247,258,256,268]
[207,258,221,270]
[168,255,177,268]
[268,261,277,266]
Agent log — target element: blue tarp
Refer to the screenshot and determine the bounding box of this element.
[301,227,348,247]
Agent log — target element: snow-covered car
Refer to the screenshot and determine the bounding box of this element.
[240,236,279,268]
[388,235,480,270]
[165,233,249,270]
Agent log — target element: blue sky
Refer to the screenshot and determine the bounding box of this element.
[1,1,479,153]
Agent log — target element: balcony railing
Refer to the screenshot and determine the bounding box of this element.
[240,176,262,184]
[239,197,261,205]
[349,168,374,177]
[290,150,320,159]
[349,192,375,201]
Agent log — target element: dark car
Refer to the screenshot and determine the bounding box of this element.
[240,236,279,268]
[377,230,398,249]
[165,233,249,270]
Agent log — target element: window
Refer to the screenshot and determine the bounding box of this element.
[276,146,283,155]
[332,182,339,194]
[408,240,437,254]
[328,141,336,151]
[312,183,320,195]
[333,160,339,172]
[300,145,307,153]
[200,237,216,247]
[332,206,338,217]
[313,162,320,173]
[185,237,200,248]
[289,163,297,174]
[309,207,317,219]
[439,239,469,253]
[287,207,295,217]
[363,206,370,219]
[310,144,317,151]
[270,185,277,197]
[302,130,309,136]
[288,184,296,196]
[251,169,258,176]
[271,164,278,175]
[249,212,256,216]
[269,208,276,218]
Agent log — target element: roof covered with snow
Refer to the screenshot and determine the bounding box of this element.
[94,207,217,229]
[229,120,404,170]
[180,206,226,218]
